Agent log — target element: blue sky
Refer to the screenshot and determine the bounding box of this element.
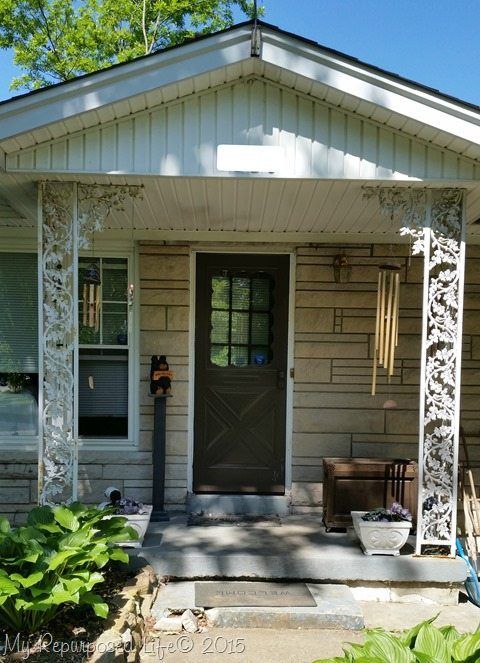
[1,0,479,104]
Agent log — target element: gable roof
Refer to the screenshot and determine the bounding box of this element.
[1,20,480,160]
[1,20,479,115]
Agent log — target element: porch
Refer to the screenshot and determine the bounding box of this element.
[1,178,480,559]
[137,514,466,591]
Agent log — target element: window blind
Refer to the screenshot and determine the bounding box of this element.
[0,253,38,373]
[79,354,128,417]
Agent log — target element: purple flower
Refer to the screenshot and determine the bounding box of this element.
[115,496,144,515]
[362,503,412,523]
[390,502,412,522]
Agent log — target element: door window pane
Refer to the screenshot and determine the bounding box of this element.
[211,276,230,310]
[231,346,249,367]
[250,347,270,365]
[210,345,228,367]
[231,277,250,310]
[231,312,249,344]
[251,312,270,345]
[251,277,271,310]
[211,310,229,344]
[209,272,274,367]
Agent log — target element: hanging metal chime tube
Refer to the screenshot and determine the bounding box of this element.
[372,263,401,396]
[82,263,102,330]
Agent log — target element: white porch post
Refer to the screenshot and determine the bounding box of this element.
[38,181,79,504]
[416,189,466,556]
[364,186,466,557]
[38,182,142,504]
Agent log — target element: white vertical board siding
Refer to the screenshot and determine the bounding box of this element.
[6,79,480,180]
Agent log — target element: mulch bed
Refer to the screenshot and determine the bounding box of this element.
[0,563,136,663]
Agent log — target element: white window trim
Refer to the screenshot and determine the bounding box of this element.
[0,237,140,451]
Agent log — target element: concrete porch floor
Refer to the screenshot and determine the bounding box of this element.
[136,515,467,587]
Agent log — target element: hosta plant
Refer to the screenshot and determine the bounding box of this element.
[0,502,137,632]
[314,615,480,663]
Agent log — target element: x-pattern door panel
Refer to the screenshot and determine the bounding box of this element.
[194,253,289,494]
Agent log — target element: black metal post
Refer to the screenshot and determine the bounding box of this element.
[149,393,171,521]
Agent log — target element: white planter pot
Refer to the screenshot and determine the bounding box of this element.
[351,510,412,556]
[107,505,153,548]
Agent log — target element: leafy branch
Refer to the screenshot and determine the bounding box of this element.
[0,0,262,91]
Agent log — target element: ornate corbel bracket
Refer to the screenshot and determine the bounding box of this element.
[77,184,143,248]
[363,186,428,254]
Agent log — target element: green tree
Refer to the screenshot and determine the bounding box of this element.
[0,0,259,91]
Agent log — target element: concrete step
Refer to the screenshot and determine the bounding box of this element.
[138,516,466,585]
[188,494,291,516]
[152,581,364,630]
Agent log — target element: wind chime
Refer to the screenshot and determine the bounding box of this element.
[371,263,401,397]
[82,262,101,331]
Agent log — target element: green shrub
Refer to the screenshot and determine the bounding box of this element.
[314,616,480,663]
[0,502,137,632]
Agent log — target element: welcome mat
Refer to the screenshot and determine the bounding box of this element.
[187,515,281,527]
[195,581,316,608]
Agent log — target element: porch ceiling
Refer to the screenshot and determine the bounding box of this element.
[0,195,27,226]
[2,173,480,241]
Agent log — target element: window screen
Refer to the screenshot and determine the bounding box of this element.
[210,273,273,367]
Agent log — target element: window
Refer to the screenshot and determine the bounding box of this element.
[0,252,39,437]
[0,252,133,443]
[210,273,274,367]
[78,257,130,438]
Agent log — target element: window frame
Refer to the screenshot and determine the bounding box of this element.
[0,239,139,451]
[77,250,137,448]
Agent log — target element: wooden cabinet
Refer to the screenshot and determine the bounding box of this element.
[322,457,418,529]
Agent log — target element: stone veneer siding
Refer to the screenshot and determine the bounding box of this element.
[139,243,190,511]
[292,243,480,512]
[1,242,480,522]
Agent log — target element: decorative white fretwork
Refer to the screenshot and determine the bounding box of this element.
[364,187,427,254]
[38,182,77,504]
[77,184,142,248]
[419,188,465,555]
[38,182,142,504]
[364,187,466,556]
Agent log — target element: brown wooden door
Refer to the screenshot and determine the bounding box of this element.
[194,253,289,494]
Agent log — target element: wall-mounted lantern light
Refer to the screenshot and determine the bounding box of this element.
[332,253,351,284]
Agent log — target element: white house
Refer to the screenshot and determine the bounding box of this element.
[1,20,480,559]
